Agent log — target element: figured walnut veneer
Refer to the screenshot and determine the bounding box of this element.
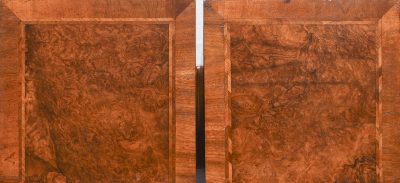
[25,24,169,182]
[230,24,377,182]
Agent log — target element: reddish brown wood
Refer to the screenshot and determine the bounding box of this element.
[168,22,176,183]
[381,2,400,182]
[2,0,399,182]
[204,4,225,183]
[204,0,400,182]
[230,24,377,182]
[24,24,170,182]
[2,0,175,20]
[224,24,233,183]
[0,2,22,182]
[0,0,196,182]
[175,2,196,182]
[211,0,398,21]
[175,0,193,18]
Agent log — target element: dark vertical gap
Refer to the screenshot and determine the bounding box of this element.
[196,66,206,183]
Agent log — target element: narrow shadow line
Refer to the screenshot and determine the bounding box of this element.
[196,66,206,183]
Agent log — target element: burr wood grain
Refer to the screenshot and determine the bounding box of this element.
[25,24,169,183]
[230,24,378,182]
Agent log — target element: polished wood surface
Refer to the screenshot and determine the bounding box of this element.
[0,2,22,181]
[0,0,196,182]
[231,24,377,182]
[381,2,400,182]
[1,0,193,22]
[2,0,399,182]
[209,0,398,21]
[2,0,174,20]
[25,24,169,182]
[175,2,196,182]
[204,0,400,182]
[204,5,225,183]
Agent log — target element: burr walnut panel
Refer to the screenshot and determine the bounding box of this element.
[25,24,169,182]
[230,24,377,182]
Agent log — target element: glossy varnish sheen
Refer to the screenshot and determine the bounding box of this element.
[25,24,169,182]
[1,1,197,182]
[230,24,377,182]
[203,0,400,182]
[0,2,22,181]
[381,3,400,182]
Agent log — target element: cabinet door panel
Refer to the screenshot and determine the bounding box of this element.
[0,1,196,182]
[25,24,170,182]
[204,1,400,182]
[230,23,376,182]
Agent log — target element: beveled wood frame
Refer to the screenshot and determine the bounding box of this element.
[0,0,196,182]
[204,0,400,182]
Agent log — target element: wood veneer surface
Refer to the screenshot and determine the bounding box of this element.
[381,3,400,182]
[0,2,22,181]
[230,24,378,182]
[204,4,226,183]
[175,2,196,182]
[2,0,174,20]
[210,0,398,21]
[25,24,170,182]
